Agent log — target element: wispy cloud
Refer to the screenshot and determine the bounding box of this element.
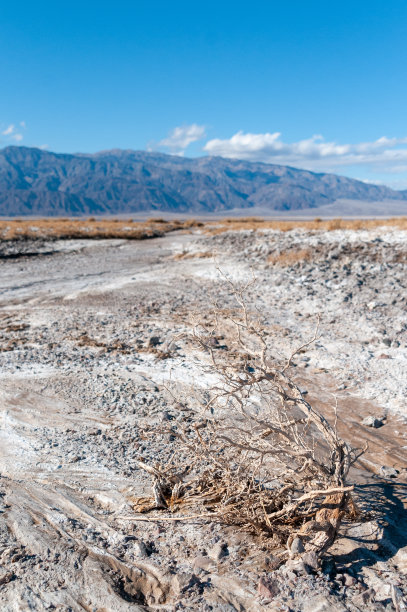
[2,124,15,136]
[1,121,26,143]
[158,124,206,155]
[203,131,407,174]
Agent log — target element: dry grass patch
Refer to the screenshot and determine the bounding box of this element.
[172,250,213,260]
[205,216,407,234]
[268,248,313,267]
[0,218,204,241]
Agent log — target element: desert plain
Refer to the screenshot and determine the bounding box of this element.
[0,219,407,611]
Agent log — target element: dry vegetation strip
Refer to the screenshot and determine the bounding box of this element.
[0,218,203,241]
[1,216,407,242]
[205,216,407,234]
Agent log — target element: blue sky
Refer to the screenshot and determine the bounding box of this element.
[1,0,407,187]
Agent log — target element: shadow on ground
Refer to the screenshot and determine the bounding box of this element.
[331,481,407,573]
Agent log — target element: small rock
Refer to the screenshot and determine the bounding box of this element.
[353,587,376,606]
[131,540,149,558]
[148,336,161,347]
[344,573,356,587]
[322,558,336,576]
[152,526,165,536]
[302,551,319,572]
[286,558,308,575]
[258,576,280,599]
[264,554,281,571]
[171,572,197,595]
[391,585,407,611]
[290,537,305,555]
[88,427,102,435]
[362,415,384,428]
[0,571,15,586]
[393,545,407,574]
[208,541,228,561]
[379,466,399,478]
[378,353,391,359]
[193,555,215,572]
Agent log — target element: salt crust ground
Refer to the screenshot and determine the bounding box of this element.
[0,227,406,610]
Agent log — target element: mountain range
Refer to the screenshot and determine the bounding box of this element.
[0,146,406,217]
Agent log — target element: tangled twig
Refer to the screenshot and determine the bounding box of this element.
[132,276,364,562]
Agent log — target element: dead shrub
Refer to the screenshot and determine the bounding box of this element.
[133,276,364,562]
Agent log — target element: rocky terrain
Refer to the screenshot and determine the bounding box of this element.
[0,224,407,610]
[1,146,407,216]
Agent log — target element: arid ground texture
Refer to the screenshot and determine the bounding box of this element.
[0,219,407,611]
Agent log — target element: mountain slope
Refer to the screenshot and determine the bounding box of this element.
[0,146,406,216]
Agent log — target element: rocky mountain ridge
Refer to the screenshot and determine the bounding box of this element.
[0,145,406,216]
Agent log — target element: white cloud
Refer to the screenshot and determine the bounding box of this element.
[1,121,26,143]
[2,124,15,136]
[203,131,407,174]
[158,124,206,154]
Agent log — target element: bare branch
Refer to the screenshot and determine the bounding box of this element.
[132,273,363,563]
